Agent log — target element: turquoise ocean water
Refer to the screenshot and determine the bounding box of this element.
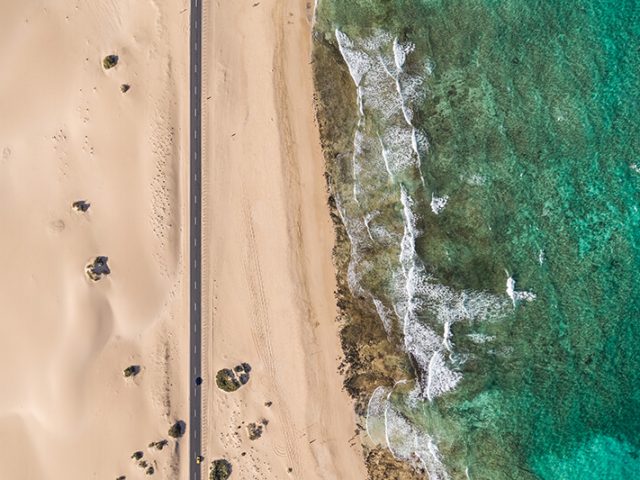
[314,1,640,478]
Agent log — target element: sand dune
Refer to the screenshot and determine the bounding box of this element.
[0,1,189,478]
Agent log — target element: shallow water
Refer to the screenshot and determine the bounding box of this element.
[314,0,640,478]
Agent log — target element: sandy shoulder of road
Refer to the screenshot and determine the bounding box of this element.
[202,0,367,478]
[0,1,190,479]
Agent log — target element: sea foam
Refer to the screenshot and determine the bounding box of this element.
[334,30,510,476]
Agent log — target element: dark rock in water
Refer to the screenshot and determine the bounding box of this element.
[86,256,110,281]
[216,368,241,392]
[238,373,250,385]
[168,420,186,438]
[103,54,119,69]
[210,459,232,480]
[241,362,252,372]
[246,422,263,440]
[72,200,90,212]
[121,84,131,93]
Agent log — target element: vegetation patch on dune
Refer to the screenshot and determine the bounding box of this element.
[209,459,232,480]
[148,439,168,450]
[131,451,143,461]
[215,368,240,392]
[72,200,90,212]
[123,365,140,378]
[216,363,251,392]
[168,420,185,438]
[85,256,111,281]
[103,54,119,69]
[246,422,263,440]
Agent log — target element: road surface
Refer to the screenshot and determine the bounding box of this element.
[189,0,202,479]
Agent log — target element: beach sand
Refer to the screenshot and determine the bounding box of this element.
[0,0,366,478]
[0,0,189,478]
[201,0,367,478]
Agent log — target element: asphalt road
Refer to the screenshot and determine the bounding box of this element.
[189,0,202,479]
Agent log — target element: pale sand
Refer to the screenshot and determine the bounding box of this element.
[0,1,189,479]
[202,0,367,479]
[0,0,366,478]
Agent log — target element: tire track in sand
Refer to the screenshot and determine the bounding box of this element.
[241,201,303,474]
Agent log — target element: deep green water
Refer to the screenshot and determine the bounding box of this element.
[315,1,640,478]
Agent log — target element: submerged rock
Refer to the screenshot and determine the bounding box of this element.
[85,256,110,281]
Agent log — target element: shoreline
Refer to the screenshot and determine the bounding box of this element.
[311,27,425,480]
[201,0,367,478]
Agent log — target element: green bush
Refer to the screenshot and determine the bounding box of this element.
[123,365,140,377]
[131,451,143,461]
[103,55,119,69]
[210,459,232,480]
[168,420,185,438]
[215,369,240,392]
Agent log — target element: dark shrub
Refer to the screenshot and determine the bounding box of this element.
[210,459,232,480]
[131,451,143,460]
[215,369,240,392]
[168,420,186,438]
[123,365,140,377]
[103,55,119,69]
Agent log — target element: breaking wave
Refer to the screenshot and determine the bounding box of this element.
[332,30,513,475]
